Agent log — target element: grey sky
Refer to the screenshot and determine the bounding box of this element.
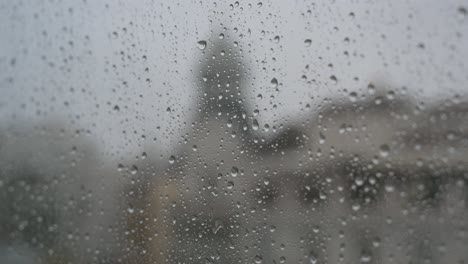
[1,0,467,157]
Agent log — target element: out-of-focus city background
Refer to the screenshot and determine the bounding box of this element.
[1,0,468,263]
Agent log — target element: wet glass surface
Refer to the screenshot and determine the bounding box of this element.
[1,1,468,263]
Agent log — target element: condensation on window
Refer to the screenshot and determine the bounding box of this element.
[0,1,467,264]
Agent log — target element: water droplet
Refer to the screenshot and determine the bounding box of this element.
[231,167,239,177]
[169,155,176,164]
[379,144,390,158]
[372,237,381,248]
[197,40,207,50]
[458,6,467,19]
[227,181,234,189]
[354,176,364,186]
[254,255,263,264]
[309,252,318,264]
[213,219,224,234]
[218,33,224,39]
[352,203,361,211]
[367,83,375,94]
[374,96,383,105]
[270,78,278,88]
[274,35,280,43]
[252,119,259,131]
[360,251,372,263]
[130,165,138,175]
[304,39,312,47]
[384,184,395,193]
[319,131,326,144]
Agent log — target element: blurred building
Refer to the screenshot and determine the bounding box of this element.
[127,33,468,264]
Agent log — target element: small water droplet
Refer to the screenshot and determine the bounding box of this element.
[254,255,263,264]
[304,39,312,47]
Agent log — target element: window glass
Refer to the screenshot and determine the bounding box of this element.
[1,1,467,263]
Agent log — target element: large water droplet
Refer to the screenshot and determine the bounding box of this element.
[379,144,390,158]
[360,251,372,263]
[309,252,318,264]
[197,40,207,50]
[274,35,280,43]
[169,155,176,164]
[213,219,224,234]
[231,166,239,177]
[252,119,259,130]
[270,78,278,88]
[130,165,138,175]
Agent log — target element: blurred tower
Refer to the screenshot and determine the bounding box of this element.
[193,32,251,141]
